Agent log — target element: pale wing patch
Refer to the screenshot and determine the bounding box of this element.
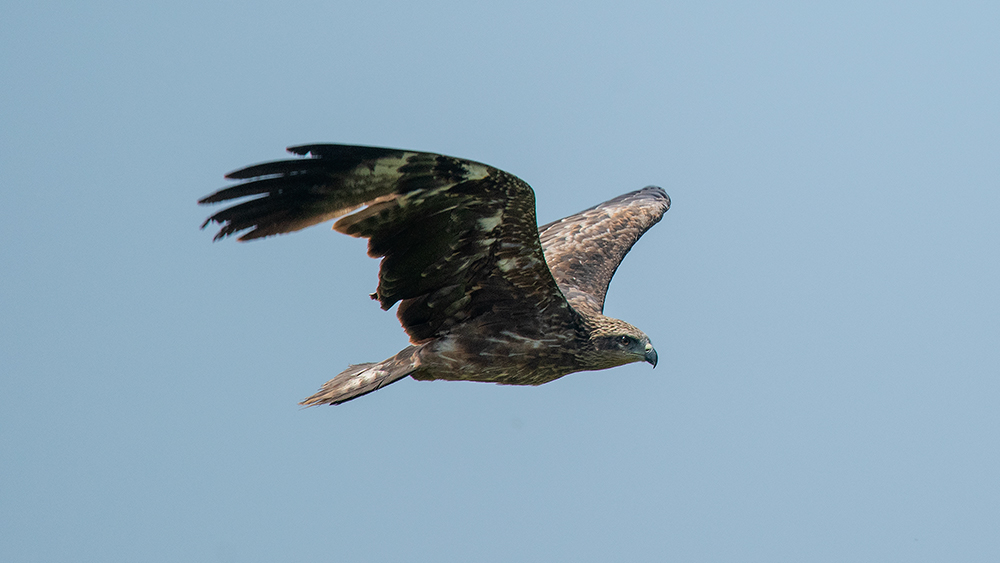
[477,211,504,232]
[461,162,491,181]
[497,257,518,272]
[497,256,541,273]
[342,154,414,191]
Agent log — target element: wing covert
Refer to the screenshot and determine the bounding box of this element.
[538,187,670,315]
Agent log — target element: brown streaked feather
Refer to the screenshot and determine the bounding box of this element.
[538,187,670,315]
[299,345,420,406]
[199,144,578,343]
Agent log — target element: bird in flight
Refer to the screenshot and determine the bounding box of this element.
[199,144,670,406]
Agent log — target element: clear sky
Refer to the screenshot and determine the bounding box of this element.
[2,1,998,561]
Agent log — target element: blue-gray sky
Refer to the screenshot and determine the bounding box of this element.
[2,1,998,561]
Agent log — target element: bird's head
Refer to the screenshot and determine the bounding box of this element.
[588,318,658,370]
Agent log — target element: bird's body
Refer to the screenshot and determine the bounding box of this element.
[200,144,670,405]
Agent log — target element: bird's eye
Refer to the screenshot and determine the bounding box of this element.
[619,336,632,347]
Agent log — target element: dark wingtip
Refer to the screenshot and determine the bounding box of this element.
[639,186,670,210]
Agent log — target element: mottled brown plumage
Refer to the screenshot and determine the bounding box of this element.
[199,144,670,405]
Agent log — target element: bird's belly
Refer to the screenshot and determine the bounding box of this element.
[411,334,579,386]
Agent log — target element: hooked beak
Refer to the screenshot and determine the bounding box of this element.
[644,343,658,368]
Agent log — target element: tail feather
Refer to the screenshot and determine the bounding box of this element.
[300,346,419,406]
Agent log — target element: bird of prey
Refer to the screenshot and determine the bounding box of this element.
[199,144,670,406]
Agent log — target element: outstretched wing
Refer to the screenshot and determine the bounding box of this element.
[538,187,670,316]
[200,144,577,342]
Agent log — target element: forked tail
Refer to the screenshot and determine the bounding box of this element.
[300,346,420,406]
